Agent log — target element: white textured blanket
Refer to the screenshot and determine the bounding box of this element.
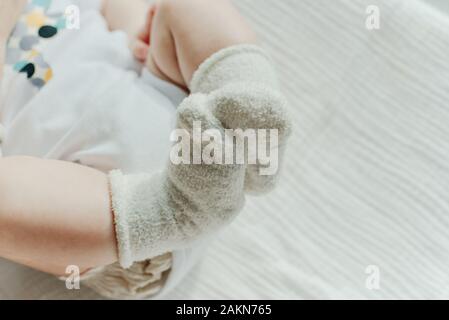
[1,0,448,299]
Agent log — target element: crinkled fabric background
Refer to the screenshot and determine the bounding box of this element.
[0,0,449,299]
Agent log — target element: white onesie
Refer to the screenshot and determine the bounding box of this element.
[0,0,199,298]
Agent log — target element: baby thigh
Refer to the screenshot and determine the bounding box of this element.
[155,0,257,87]
[0,157,117,276]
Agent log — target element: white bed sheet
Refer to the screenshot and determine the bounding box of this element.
[1,0,449,299]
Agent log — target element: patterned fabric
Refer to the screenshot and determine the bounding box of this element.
[6,0,66,88]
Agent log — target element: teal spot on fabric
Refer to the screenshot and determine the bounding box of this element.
[32,0,51,10]
[13,61,28,72]
[19,63,36,78]
[55,17,66,30]
[38,25,58,38]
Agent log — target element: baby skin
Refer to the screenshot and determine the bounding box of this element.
[0,0,257,275]
[104,0,257,89]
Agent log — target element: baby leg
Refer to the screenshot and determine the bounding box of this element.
[101,0,150,41]
[109,1,290,269]
[0,157,117,276]
[146,0,257,89]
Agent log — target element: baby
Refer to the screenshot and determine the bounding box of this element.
[0,0,290,298]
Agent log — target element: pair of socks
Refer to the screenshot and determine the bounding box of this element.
[85,44,292,299]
